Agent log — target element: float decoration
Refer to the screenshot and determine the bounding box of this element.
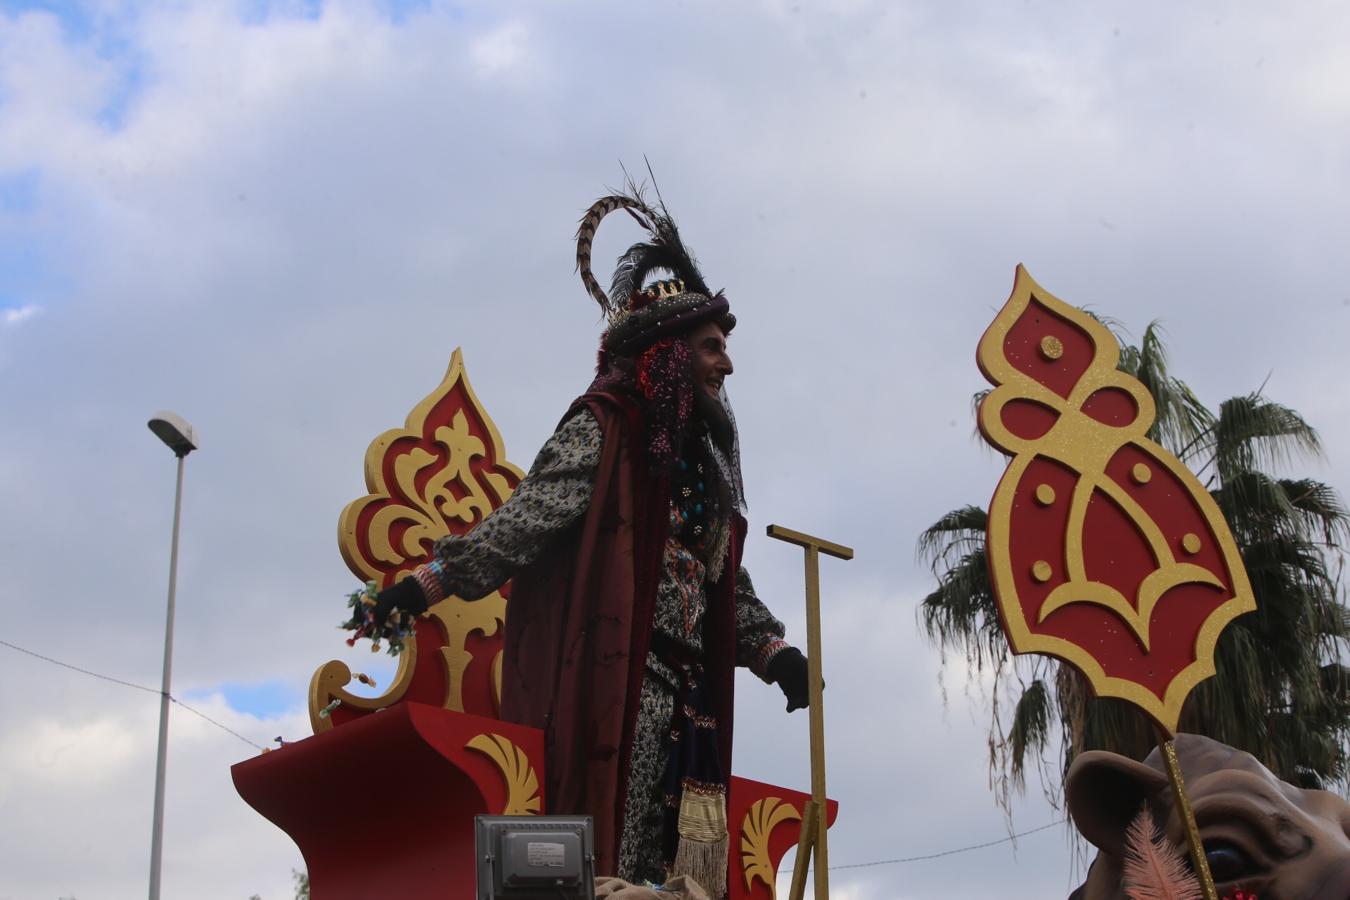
[976,266,1259,900]
[312,348,521,733]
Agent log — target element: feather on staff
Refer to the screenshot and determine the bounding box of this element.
[1122,806,1204,900]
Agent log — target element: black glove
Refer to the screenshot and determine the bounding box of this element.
[373,576,429,629]
[766,647,813,713]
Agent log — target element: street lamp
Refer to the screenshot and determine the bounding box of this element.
[146,411,198,900]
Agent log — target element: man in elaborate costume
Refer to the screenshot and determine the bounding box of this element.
[344,189,809,894]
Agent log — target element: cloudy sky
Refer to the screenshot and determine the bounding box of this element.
[2,0,1348,897]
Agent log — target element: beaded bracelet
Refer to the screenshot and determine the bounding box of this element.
[754,638,791,678]
[412,560,450,607]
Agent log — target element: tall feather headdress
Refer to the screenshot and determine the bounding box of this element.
[575,184,734,357]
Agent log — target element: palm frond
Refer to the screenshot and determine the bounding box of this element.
[1213,471,1298,544]
[970,388,993,443]
[1213,393,1324,483]
[1083,308,1132,346]
[1128,322,1214,455]
[1279,478,1350,546]
[1008,679,1053,789]
[915,505,988,569]
[917,549,1005,671]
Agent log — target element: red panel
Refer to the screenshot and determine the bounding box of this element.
[1081,387,1138,427]
[726,776,839,900]
[233,704,544,900]
[1001,298,1095,400]
[1000,399,1060,442]
[979,268,1254,728]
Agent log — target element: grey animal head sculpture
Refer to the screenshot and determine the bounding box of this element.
[1066,733,1350,900]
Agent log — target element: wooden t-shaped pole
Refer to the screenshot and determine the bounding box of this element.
[767,524,852,900]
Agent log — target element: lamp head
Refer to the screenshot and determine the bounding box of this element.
[148,411,198,458]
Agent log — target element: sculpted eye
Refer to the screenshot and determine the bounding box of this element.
[1203,839,1255,883]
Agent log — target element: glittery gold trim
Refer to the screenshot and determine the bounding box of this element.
[977,266,1256,734]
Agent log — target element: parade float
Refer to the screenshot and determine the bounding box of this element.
[231,349,837,899]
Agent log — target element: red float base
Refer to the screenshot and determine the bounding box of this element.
[233,703,542,898]
[233,703,834,899]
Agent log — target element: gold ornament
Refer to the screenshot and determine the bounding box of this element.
[739,797,801,898]
[466,733,542,815]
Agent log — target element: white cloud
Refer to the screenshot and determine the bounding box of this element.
[469,19,532,80]
[1,304,40,326]
[1,713,141,789]
[0,673,305,900]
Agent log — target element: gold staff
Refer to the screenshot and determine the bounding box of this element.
[1155,725,1218,899]
[767,524,852,900]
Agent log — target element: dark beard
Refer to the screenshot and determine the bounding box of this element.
[693,388,736,457]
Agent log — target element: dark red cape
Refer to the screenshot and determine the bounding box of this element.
[500,390,746,878]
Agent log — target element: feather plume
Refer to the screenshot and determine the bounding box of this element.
[576,166,718,325]
[1122,807,1204,900]
[608,240,672,308]
[606,172,714,304]
[576,194,655,321]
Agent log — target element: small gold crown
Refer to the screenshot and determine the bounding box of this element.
[638,278,685,303]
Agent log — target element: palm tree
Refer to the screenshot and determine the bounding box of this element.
[918,322,1350,811]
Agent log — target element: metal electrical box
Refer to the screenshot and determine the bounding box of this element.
[475,815,595,899]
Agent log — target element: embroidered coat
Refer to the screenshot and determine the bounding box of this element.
[431,390,787,879]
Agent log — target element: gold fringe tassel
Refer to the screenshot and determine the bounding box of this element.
[673,784,729,900]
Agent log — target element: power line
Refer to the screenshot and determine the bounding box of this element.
[0,637,164,696]
[169,696,267,751]
[0,638,266,751]
[827,818,1066,871]
[4,638,1070,870]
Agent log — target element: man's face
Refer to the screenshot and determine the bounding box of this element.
[687,321,733,399]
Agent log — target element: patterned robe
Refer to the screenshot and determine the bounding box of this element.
[431,409,789,883]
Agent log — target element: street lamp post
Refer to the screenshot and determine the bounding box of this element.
[146,411,198,900]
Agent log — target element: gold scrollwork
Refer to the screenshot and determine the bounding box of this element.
[337,349,522,585]
[466,733,542,815]
[740,797,802,898]
[309,349,524,733]
[309,654,416,735]
[430,589,507,714]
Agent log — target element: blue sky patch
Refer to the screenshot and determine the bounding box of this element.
[235,0,449,26]
[0,239,62,309]
[0,0,96,40]
[191,679,305,719]
[239,0,323,27]
[379,0,442,26]
[0,2,149,130]
[0,170,39,213]
[94,51,145,130]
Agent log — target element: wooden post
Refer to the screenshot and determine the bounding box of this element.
[786,799,818,900]
[1154,725,1218,900]
[767,524,852,900]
